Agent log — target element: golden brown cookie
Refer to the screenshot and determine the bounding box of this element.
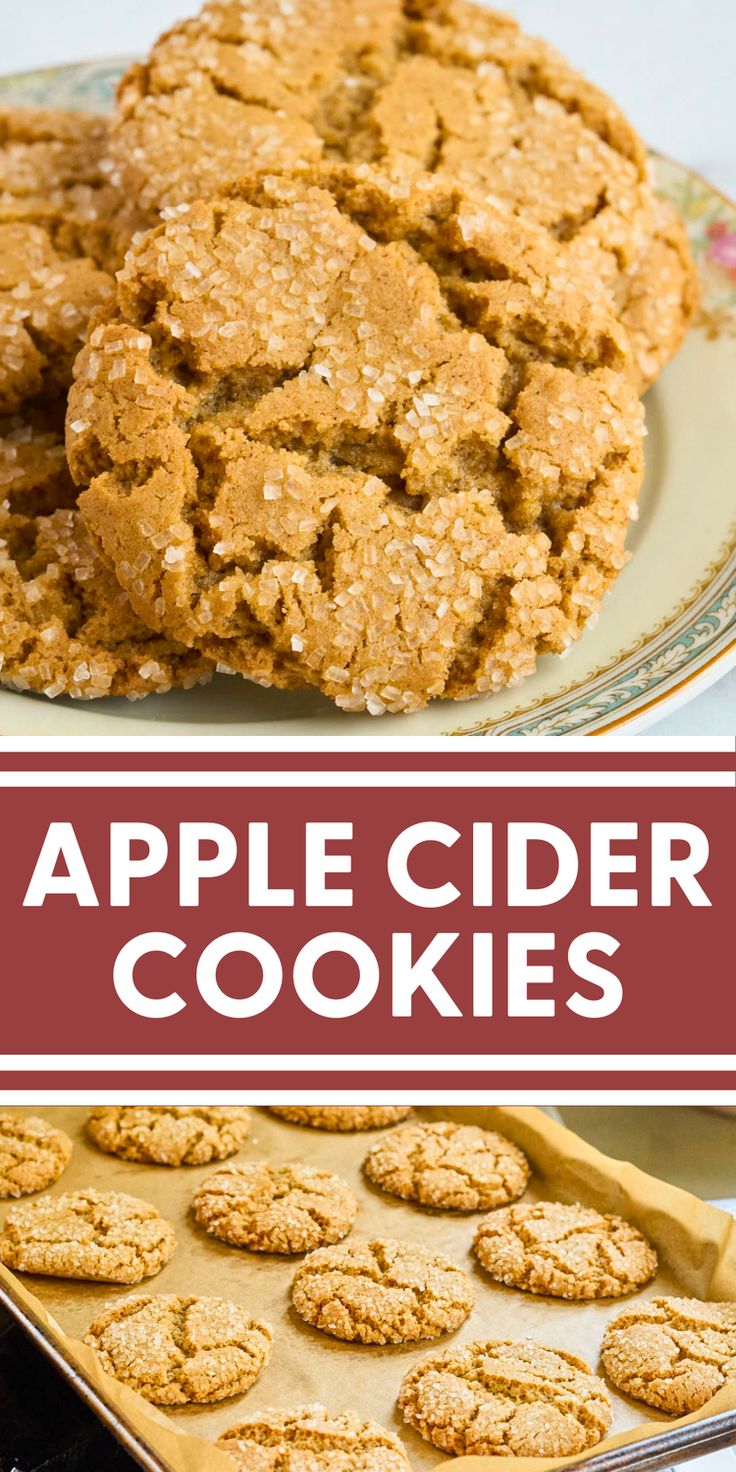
[291,1237,473,1344]
[86,1106,251,1166]
[268,1107,412,1132]
[363,1120,530,1211]
[0,107,118,264]
[0,404,77,515]
[0,221,114,416]
[0,502,213,699]
[0,1188,176,1283]
[0,1113,73,1199]
[473,1200,658,1300]
[399,1340,612,1457]
[68,174,645,714]
[601,1297,736,1415]
[84,1293,272,1406]
[194,1163,358,1253]
[217,1405,411,1470]
[106,0,695,386]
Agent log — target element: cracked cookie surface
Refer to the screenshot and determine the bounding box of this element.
[601,1297,736,1415]
[86,1106,251,1166]
[0,1112,73,1199]
[0,1188,176,1283]
[363,1120,530,1210]
[291,1237,473,1343]
[0,108,118,264]
[217,1405,411,1470]
[0,404,77,515]
[0,109,118,416]
[399,1339,612,1457]
[194,1163,358,1253]
[107,0,696,385]
[268,1107,412,1131]
[0,501,213,699]
[85,1293,272,1405]
[68,173,645,715]
[473,1200,658,1300]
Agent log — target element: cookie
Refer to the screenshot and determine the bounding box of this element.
[363,1120,530,1211]
[84,1293,272,1406]
[106,0,695,387]
[601,1297,736,1415]
[291,1237,473,1343]
[0,107,118,264]
[0,502,213,699]
[399,1340,612,1457]
[268,1107,412,1132]
[194,1163,358,1253]
[0,1188,176,1283]
[0,1112,73,1199]
[217,1405,411,1470]
[68,174,645,715]
[86,1106,251,1166]
[0,221,114,416]
[0,404,77,515]
[473,1200,658,1300]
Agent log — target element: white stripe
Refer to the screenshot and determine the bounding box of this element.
[0,769,731,787]
[0,1091,734,1106]
[1,737,733,753]
[1,1055,733,1071]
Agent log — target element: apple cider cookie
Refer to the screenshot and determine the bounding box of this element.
[67,174,645,714]
[85,1293,272,1405]
[0,502,213,699]
[194,1163,358,1253]
[0,1112,73,1199]
[0,404,77,515]
[0,108,118,263]
[473,1200,658,1300]
[217,1406,411,1470]
[291,1237,474,1344]
[106,0,696,386]
[0,1189,176,1283]
[268,1107,412,1131]
[363,1120,530,1211]
[0,109,119,415]
[86,1106,251,1166]
[601,1297,736,1415]
[399,1340,612,1457]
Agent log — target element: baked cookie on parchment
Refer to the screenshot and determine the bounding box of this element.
[217,1405,411,1470]
[291,1237,474,1343]
[473,1200,658,1300]
[601,1296,736,1414]
[0,1112,73,1199]
[268,1106,412,1131]
[0,1188,176,1283]
[85,1293,272,1405]
[194,1163,358,1253]
[399,1339,612,1457]
[86,1105,251,1166]
[363,1119,530,1210]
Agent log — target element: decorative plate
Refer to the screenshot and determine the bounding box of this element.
[0,61,734,738]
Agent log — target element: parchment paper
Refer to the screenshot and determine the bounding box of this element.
[1,1105,736,1472]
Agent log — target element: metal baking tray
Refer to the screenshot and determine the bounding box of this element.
[1,1105,736,1472]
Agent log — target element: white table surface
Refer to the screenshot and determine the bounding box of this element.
[2,0,734,737]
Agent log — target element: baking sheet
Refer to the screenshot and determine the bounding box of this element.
[2,1105,736,1472]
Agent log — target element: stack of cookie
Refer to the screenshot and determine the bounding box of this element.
[3,1106,736,1469]
[0,0,699,714]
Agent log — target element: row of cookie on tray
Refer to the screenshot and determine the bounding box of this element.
[0,1106,734,1466]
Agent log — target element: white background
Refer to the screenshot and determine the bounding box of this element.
[2,0,735,735]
